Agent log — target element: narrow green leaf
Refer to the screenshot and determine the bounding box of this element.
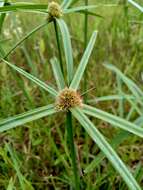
[77,10,103,18]
[4,21,48,59]
[6,144,34,190]
[7,177,15,190]
[63,5,98,14]
[62,0,85,8]
[1,59,58,97]
[0,104,56,132]
[61,0,73,9]
[50,57,65,90]
[71,107,141,190]
[104,63,143,105]
[128,0,143,12]
[56,19,74,85]
[70,0,80,7]
[83,104,143,138]
[70,31,97,89]
[88,94,135,103]
[64,4,119,14]
[85,115,143,173]
[6,144,25,190]
[0,3,47,13]
[0,0,7,33]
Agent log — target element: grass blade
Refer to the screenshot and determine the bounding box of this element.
[77,10,103,18]
[7,177,15,190]
[61,0,73,9]
[88,94,135,103]
[70,31,97,90]
[5,144,34,190]
[4,21,48,59]
[61,0,80,8]
[104,63,143,105]
[64,3,119,14]
[71,107,141,190]
[57,19,74,85]
[85,115,143,173]
[0,3,47,13]
[63,5,98,14]
[1,59,58,97]
[83,104,143,138]
[0,0,7,34]
[50,57,65,90]
[128,0,143,12]
[0,104,56,132]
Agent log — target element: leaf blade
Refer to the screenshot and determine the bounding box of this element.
[4,21,48,59]
[1,59,58,97]
[83,104,143,138]
[0,3,47,13]
[0,104,56,132]
[71,107,141,190]
[104,63,143,105]
[70,31,97,89]
[63,5,98,14]
[128,0,143,12]
[56,19,74,85]
[50,57,65,90]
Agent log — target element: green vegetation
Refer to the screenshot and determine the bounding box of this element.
[0,0,143,189]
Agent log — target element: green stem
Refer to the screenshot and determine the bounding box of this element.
[53,19,64,74]
[66,111,80,190]
[53,18,80,189]
[83,0,88,103]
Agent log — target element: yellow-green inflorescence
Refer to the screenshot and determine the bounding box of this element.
[56,88,83,111]
[48,1,63,21]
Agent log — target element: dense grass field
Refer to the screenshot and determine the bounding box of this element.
[0,0,143,189]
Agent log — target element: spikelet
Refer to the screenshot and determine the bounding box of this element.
[48,1,63,21]
[56,88,82,111]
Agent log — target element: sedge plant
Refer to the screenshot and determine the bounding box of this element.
[0,1,143,190]
[0,6,143,189]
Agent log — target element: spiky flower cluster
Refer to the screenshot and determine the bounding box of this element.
[56,88,82,111]
[48,1,63,21]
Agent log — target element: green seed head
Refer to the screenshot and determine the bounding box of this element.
[48,1,63,21]
[56,88,83,111]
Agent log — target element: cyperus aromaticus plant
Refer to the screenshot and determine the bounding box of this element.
[0,0,99,60]
[0,16,143,189]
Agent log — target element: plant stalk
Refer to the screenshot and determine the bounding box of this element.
[53,18,80,190]
[83,0,88,103]
[66,111,80,190]
[53,19,64,74]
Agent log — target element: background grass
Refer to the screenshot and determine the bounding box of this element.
[0,0,143,189]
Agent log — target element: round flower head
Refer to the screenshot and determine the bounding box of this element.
[56,88,83,111]
[48,1,63,21]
